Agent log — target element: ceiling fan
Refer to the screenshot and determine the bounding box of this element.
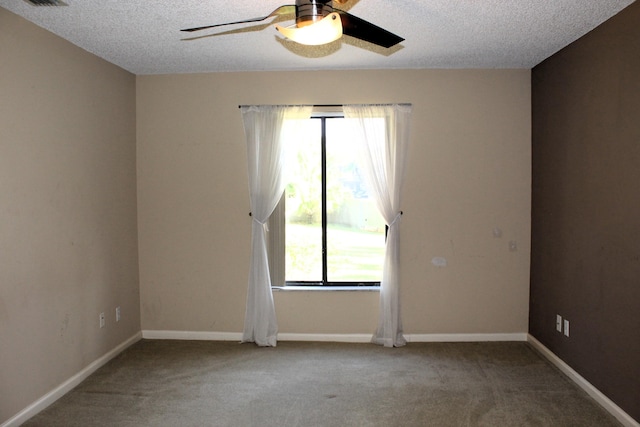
[181,0,404,48]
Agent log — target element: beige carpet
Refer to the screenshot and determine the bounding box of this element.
[23,340,621,426]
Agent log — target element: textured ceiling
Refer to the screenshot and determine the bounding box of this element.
[1,0,635,75]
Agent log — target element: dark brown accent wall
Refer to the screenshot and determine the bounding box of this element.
[530,1,639,422]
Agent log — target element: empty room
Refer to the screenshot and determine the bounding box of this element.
[1,1,638,426]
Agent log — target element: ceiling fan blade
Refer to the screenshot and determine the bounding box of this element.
[337,11,404,48]
[181,5,295,32]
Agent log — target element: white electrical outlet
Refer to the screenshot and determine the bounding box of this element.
[556,315,562,332]
[99,312,105,328]
[564,319,570,337]
[116,306,121,322]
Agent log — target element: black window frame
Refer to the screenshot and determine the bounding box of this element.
[283,115,382,288]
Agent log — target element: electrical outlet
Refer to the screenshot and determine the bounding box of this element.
[556,315,562,332]
[99,312,105,328]
[564,319,570,337]
[116,306,121,322]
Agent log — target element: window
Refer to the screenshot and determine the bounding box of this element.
[268,114,385,287]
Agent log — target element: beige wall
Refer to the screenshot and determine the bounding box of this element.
[0,8,139,423]
[137,69,531,336]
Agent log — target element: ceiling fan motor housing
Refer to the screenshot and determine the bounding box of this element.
[296,0,334,27]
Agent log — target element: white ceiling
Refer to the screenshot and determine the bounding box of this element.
[1,0,635,75]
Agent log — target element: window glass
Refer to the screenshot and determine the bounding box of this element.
[282,117,384,286]
[284,119,323,282]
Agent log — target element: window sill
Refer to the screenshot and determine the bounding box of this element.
[272,286,380,292]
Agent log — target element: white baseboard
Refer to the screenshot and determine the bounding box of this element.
[141,330,528,344]
[142,330,243,341]
[406,333,528,342]
[278,333,373,342]
[280,333,528,343]
[527,334,639,427]
[1,332,142,427]
[141,330,372,343]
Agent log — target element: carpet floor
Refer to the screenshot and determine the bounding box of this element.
[23,340,621,426]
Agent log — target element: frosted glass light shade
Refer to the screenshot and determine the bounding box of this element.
[275,12,343,46]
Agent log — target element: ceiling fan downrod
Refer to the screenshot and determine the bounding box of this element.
[295,0,334,27]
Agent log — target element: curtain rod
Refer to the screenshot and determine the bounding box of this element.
[238,103,411,109]
[238,104,341,109]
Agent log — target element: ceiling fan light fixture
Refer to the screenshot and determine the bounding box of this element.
[275,12,343,46]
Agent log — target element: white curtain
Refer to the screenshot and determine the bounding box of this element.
[240,105,312,346]
[344,104,412,347]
